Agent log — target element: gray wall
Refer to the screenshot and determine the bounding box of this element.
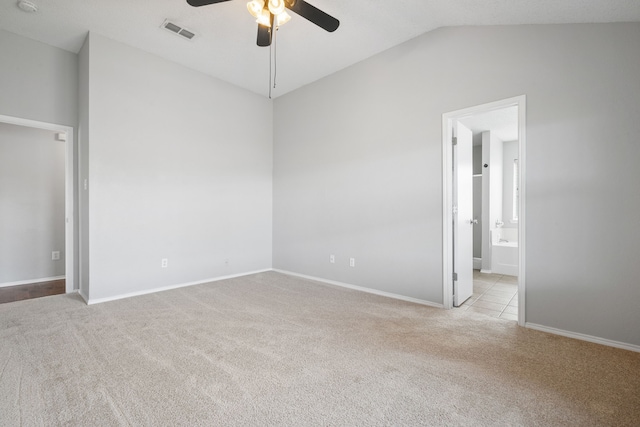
[472,144,482,175]
[78,36,91,299]
[273,23,640,346]
[0,123,66,284]
[502,140,518,228]
[0,30,77,127]
[472,145,482,259]
[80,33,273,301]
[0,30,79,289]
[488,132,503,240]
[481,131,503,271]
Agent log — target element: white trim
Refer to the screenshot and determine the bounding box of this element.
[479,269,492,274]
[442,96,527,327]
[442,115,454,310]
[0,276,66,288]
[273,269,444,309]
[78,289,89,304]
[516,101,527,327]
[0,114,75,294]
[85,269,272,305]
[526,323,640,353]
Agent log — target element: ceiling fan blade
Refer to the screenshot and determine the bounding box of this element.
[186,0,232,7]
[286,0,339,32]
[257,24,272,47]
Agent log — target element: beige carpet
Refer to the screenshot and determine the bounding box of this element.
[1,272,638,426]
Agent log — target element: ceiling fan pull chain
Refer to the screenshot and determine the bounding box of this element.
[268,29,272,99]
[273,26,278,90]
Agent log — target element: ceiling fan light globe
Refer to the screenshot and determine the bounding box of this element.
[246,0,264,18]
[276,11,291,26]
[256,9,272,27]
[268,0,285,15]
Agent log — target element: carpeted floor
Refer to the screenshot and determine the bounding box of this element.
[1,272,638,426]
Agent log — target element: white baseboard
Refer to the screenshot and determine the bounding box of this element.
[0,275,66,288]
[526,322,640,353]
[273,269,444,309]
[480,269,492,274]
[86,269,272,305]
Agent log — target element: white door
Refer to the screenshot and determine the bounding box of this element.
[453,121,474,306]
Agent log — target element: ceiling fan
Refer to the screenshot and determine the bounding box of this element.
[187,0,339,47]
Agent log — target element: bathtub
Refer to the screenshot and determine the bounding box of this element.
[491,228,518,276]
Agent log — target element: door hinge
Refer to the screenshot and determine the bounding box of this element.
[453,272,458,281]
[452,136,458,146]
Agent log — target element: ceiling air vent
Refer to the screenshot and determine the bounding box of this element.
[161,20,196,40]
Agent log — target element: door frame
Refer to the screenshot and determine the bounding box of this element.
[0,114,75,294]
[441,95,526,326]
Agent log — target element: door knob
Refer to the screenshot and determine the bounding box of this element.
[469,219,478,225]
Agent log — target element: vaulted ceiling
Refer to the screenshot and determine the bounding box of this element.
[1,0,639,97]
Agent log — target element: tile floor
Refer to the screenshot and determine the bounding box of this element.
[457,271,518,321]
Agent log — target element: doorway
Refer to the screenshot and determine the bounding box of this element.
[442,96,526,326]
[0,114,75,298]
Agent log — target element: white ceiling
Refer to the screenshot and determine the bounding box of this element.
[1,0,639,98]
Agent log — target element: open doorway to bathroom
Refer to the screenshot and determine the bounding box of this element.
[442,96,526,326]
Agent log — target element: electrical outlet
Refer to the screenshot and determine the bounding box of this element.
[330,254,335,263]
[349,257,355,267]
[161,258,168,268]
[52,251,60,261]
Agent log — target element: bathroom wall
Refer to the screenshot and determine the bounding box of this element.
[473,145,483,259]
[481,131,503,271]
[502,140,518,229]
